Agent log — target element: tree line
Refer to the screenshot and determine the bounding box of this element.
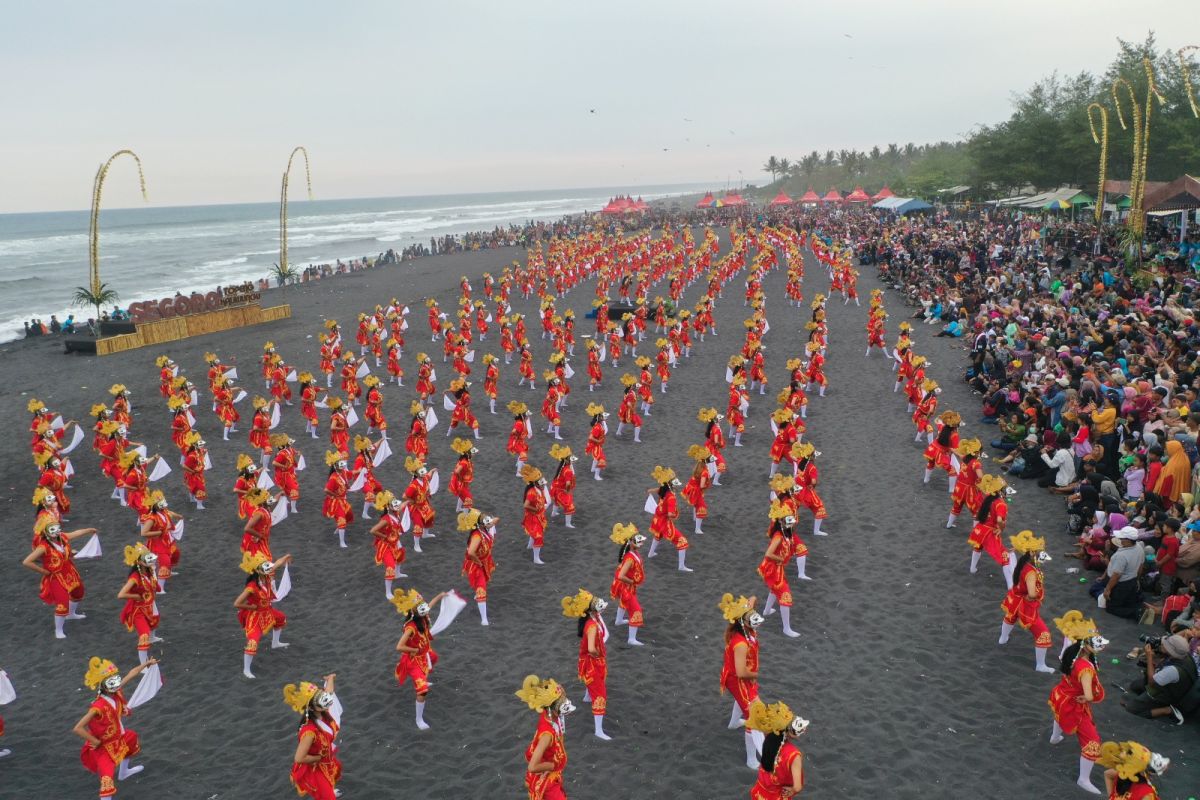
[761,34,1199,201]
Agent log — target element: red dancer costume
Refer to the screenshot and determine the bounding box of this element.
[1048,612,1109,793]
[548,444,578,527]
[562,590,611,739]
[999,530,1056,673]
[369,491,408,599]
[460,509,497,625]
[448,438,478,511]
[646,466,691,571]
[22,517,92,638]
[73,657,157,798]
[117,544,161,663]
[521,464,549,564]
[609,523,647,645]
[402,457,437,552]
[746,700,809,799]
[235,551,292,678]
[284,675,343,800]
[719,594,766,768]
[967,474,1016,588]
[393,589,447,729]
[517,675,571,800]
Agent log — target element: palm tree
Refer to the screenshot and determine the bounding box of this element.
[762,156,780,183]
[271,262,299,290]
[800,153,820,178]
[777,158,792,181]
[823,150,837,168]
[72,282,120,324]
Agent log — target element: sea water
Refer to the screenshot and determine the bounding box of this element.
[0,184,704,343]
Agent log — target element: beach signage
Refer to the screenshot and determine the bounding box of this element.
[128,282,261,324]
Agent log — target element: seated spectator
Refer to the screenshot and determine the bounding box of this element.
[1120,633,1198,723]
[1102,527,1146,620]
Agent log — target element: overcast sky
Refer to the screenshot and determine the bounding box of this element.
[1,0,1192,213]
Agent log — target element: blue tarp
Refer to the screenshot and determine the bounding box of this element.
[872,196,932,214]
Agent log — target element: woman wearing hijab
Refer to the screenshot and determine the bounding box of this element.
[1151,440,1191,504]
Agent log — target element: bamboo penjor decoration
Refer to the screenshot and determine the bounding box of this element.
[1181,46,1199,119]
[1111,58,1164,238]
[279,146,314,276]
[1085,103,1109,225]
[89,150,148,296]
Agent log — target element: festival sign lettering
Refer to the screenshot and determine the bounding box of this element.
[129,282,261,324]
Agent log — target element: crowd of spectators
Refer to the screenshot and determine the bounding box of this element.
[842,205,1200,723]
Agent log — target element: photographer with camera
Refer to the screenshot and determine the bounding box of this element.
[1120,632,1199,724]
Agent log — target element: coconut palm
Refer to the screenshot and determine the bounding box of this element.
[72,282,120,322]
[762,156,780,183]
[270,262,299,289]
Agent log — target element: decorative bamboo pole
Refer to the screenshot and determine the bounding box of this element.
[88,150,147,296]
[1085,103,1109,225]
[279,147,313,276]
[1181,46,1199,118]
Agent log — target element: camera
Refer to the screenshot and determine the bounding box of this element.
[1138,634,1163,648]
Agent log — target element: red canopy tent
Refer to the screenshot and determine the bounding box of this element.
[822,188,845,204]
[798,187,821,205]
[846,186,871,203]
[721,192,748,206]
[696,192,715,208]
[601,196,633,214]
[768,190,794,206]
[871,185,895,202]
[631,196,649,212]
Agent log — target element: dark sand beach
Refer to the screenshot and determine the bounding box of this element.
[0,235,1190,799]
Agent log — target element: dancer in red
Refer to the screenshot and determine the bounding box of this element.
[445,377,481,439]
[517,675,572,800]
[327,396,351,457]
[482,353,500,414]
[241,488,277,560]
[609,523,646,645]
[22,517,92,638]
[284,674,342,800]
[271,434,301,514]
[404,401,430,462]
[790,442,828,536]
[137,491,180,592]
[117,544,161,664]
[298,372,324,439]
[718,593,765,768]
[646,465,691,571]
[758,504,801,637]
[521,464,549,565]
[746,700,809,798]
[923,410,960,489]
[321,451,353,549]
[999,530,1056,673]
[448,437,478,511]
[402,456,438,553]
[700,408,728,481]
[363,375,387,436]
[235,551,292,678]
[507,401,532,474]
[1048,612,1109,794]
[967,474,1016,589]
[946,437,983,528]
[460,508,497,625]
[585,403,609,478]
[1097,741,1170,799]
[562,589,611,740]
[369,491,408,599]
[393,588,448,729]
[682,444,714,534]
[181,432,208,510]
[249,397,274,468]
[548,444,578,528]
[73,656,158,798]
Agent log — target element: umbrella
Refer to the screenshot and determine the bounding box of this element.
[1044,199,1071,210]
